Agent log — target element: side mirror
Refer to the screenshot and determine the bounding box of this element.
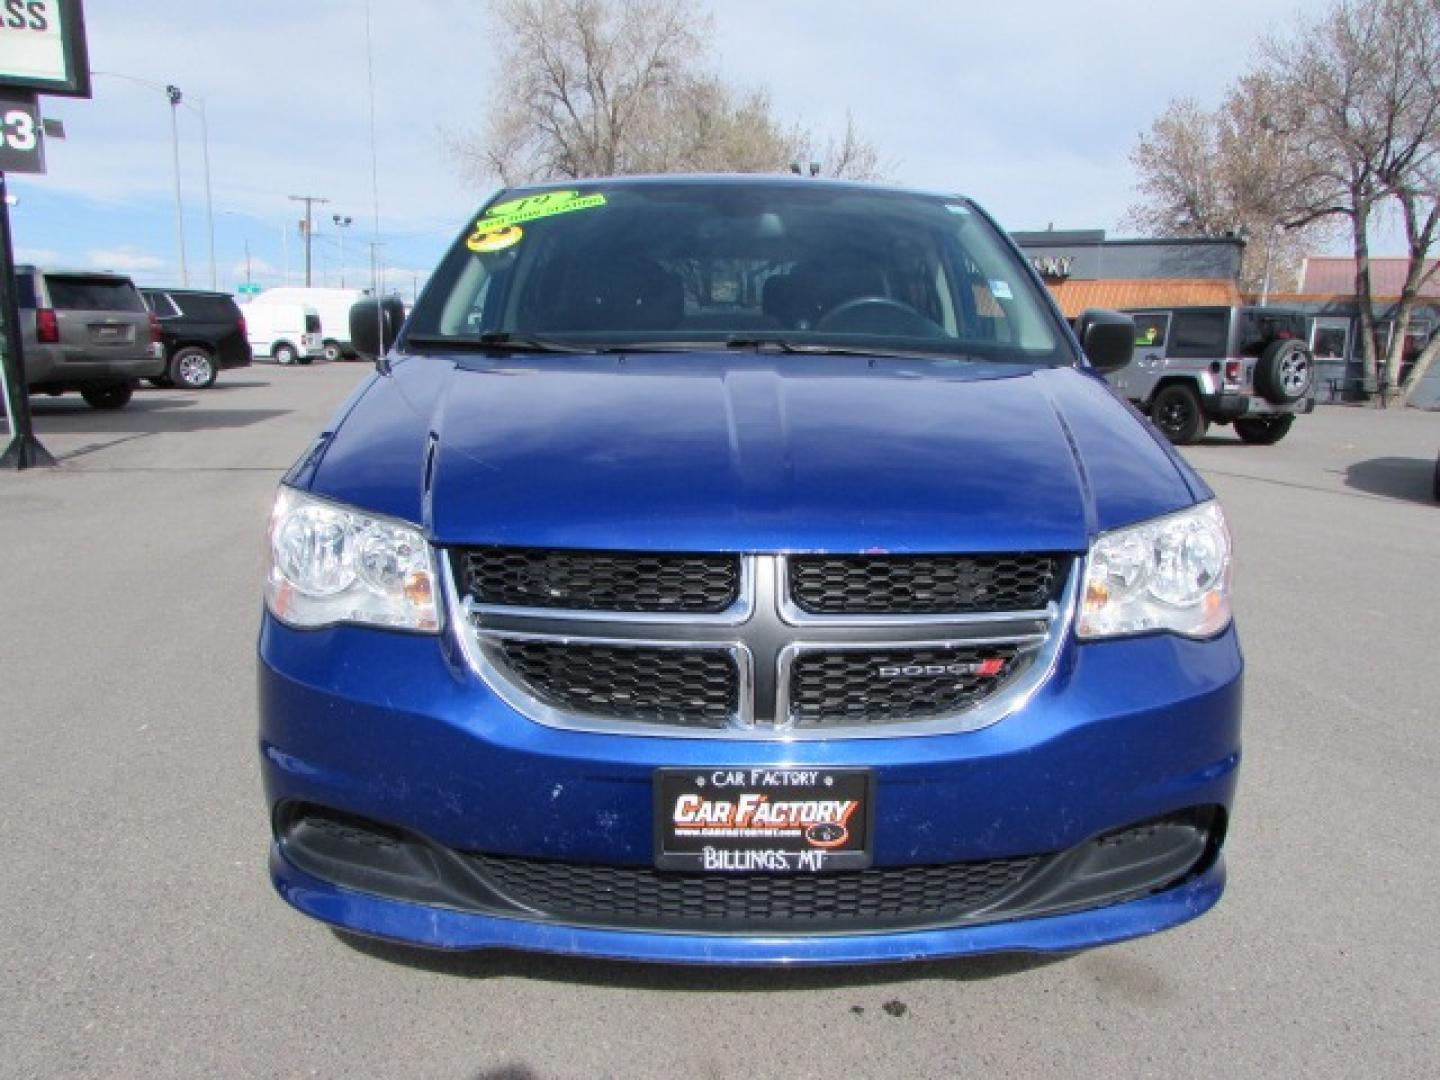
[350,298,407,370]
[1074,309,1135,374]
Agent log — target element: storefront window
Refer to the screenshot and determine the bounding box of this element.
[1312,325,1348,359]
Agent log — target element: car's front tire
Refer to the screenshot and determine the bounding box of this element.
[80,384,134,410]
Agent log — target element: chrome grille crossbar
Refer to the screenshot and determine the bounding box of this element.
[443,553,1076,741]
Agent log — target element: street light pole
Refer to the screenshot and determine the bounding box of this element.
[166,84,188,287]
[94,73,215,289]
[1258,114,1293,308]
[192,96,216,290]
[332,214,353,288]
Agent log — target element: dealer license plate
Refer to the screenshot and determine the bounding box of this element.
[655,767,872,872]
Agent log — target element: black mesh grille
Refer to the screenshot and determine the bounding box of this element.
[493,641,738,727]
[457,548,741,613]
[466,852,1040,930]
[788,646,1026,727]
[788,554,1064,615]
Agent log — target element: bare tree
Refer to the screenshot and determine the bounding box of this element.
[640,78,808,175]
[809,112,889,182]
[451,0,701,184]
[1128,1,1440,393]
[1263,0,1440,388]
[1122,86,1334,292]
[445,0,887,186]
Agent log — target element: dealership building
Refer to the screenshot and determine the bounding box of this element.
[1012,229,1440,406]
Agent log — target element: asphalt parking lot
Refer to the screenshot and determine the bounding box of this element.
[2,364,1437,1079]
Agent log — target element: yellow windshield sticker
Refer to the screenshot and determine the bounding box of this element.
[467,224,524,253]
[478,190,606,231]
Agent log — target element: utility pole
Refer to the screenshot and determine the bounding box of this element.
[167,85,188,286]
[288,194,329,287]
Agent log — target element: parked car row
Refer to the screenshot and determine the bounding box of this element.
[10,268,374,409]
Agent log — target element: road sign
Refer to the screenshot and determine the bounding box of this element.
[0,0,90,98]
[237,283,262,296]
[0,1,84,469]
[0,91,45,174]
[0,171,53,468]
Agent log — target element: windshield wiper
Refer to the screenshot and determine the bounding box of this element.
[724,336,972,361]
[724,336,806,353]
[407,332,596,354]
[409,332,990,363]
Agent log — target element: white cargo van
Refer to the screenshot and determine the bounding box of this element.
[249,287,368,361]
[244,302,324,365]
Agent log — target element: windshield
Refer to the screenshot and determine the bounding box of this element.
[407,180,1069,363]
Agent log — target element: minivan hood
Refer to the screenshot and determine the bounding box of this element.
[309,353,1204,553]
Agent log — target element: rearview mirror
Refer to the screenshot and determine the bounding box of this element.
[350,298,407,370]
[1073,309,1135,374]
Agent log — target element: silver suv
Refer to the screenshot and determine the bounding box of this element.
[1103,305,1317,445]
[15,266,165,410]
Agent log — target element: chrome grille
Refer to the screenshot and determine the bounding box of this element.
[455,548,741,613]
[492,640,739,728]
[451,551,1073,739]
[787,646,1027,727]
[788,554,1064,615]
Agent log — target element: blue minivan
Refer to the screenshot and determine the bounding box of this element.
[258,177,1241,964]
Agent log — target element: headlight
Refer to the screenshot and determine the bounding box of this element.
[1078,501,1232,640]
[265,487,438,632]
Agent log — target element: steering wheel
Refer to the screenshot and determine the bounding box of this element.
[813,296,943,336]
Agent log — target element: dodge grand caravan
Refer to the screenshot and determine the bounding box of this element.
[258,178,1242,964]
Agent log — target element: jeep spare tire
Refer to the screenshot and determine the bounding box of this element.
[1254,339,1314,404]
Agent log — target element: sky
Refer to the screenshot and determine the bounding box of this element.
[11,0,1346,298]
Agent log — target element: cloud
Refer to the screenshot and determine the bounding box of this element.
[14,247,60,264]
[88,248,166,273]
[232,256,277,277]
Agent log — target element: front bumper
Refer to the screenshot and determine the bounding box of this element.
[272,844,1226,964]
[258,616,1243,962]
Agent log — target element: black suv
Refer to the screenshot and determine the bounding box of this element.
[140,288,253,389]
